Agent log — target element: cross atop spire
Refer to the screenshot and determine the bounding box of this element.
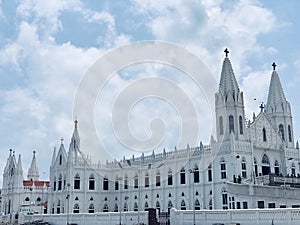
[272,62,276,71]
[224,48,229,57]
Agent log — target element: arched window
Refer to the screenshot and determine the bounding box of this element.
[134,202,138,211]
[124,203,128,212]
[73,204,79,213]
[262,127,267,142]
[261,154,270,175]
[193,164,199,183]
[58,174,62,190]
[220,158,226,179]
[241,157,247,178]
[208,164,212,182]
[74,173,80,190]
[274,160,279,175]
[291,163,296,176]
[114,204,118,212]
[181,200,186,210]
[229,115,234,133]
[209,199,213,210]
[222,188,228,210]
[144,202,149,210]
[239,116,243,134]
[89,174,95,190]
[36,197,41,203]
[59,155,62,165]
[88,203,94,213]
[180,167,186,184]
[254,157,258,177]
[25,197,30,202]
[156,170,161,187]
[262,154,270,165]
[124,174,128,189]
[115,178,119,190]
[195,199,200,210]
[57,200,61,214]
[103,203,109,212]
[168,169,173,185]
[156,201,161,212]
[288,125,292,142]
[134,173,138,189]
[145,172,149,187]
[219,116,224,135]
[53,176,56,191]
[279,124,285,141]
[168,201,173,212]
[103,177,109,190]
[75,196,79,201]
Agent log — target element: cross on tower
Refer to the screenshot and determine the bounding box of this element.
[272,62,276,71]
[224,48,229,57]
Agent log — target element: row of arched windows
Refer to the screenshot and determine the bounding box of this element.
[67,166,200,192]
[219,115,244,135]
[64,199,201,214]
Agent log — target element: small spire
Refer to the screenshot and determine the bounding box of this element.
[224,48,229,57]
[272,62,276,71]
[60,138,64,145]
[9,149,12,156]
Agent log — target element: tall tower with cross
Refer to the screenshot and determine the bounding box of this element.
[215,48,247,142]
[265,62,294,148]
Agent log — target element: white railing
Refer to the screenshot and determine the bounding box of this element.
[170,208,300,225]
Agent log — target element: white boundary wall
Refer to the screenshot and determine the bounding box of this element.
[8,211,148,225]
[170,208,300,225]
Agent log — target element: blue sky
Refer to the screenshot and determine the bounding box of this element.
[0,0,299,182]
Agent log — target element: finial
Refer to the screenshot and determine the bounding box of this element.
[60,138,64,144]
[74,118,78,128]
[224,48,229,57]
[272,62,276,71]
[33,150,36,155]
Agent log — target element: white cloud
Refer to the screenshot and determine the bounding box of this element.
[241,69,271,119]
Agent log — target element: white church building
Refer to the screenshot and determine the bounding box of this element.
[1,49,300,222]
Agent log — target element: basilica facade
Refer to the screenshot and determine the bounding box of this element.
[1,50,300,217]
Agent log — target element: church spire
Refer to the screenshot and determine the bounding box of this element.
[17,154,23,174]
[51,147,56,167]
[266,63,288,114]
[265,62,294,147]
[219,48,240,96]
[215,49,246,142]
[27,151,39,181]
[70,119,80,151]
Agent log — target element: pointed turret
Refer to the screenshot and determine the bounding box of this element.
[266,63,289,114]
[51,147,56,167]
[219,48,240,96]
[69,119,80,151]
[68,119,80,163]
[27,151,39,181]
[265,62,294,147]
[17,154,23,174]
[215,49,246,142]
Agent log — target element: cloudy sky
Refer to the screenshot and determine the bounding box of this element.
[0,0,299,182]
